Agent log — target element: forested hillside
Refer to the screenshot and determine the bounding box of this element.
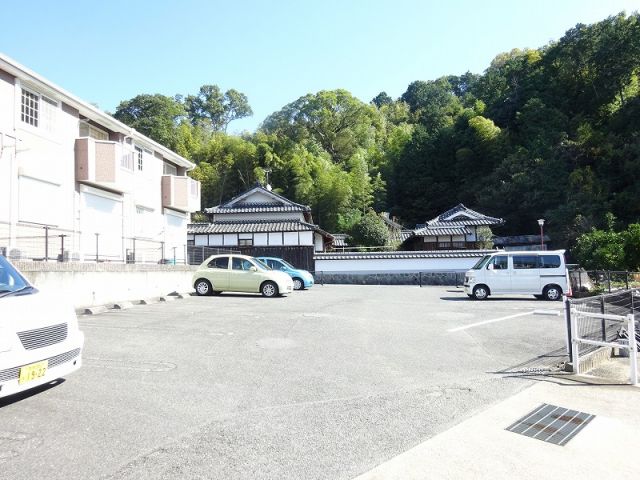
[113,13,640,251]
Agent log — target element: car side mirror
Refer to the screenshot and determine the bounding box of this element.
[249,266,257,272]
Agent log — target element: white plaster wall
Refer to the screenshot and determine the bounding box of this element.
[223,233,238,246]
[268,232,283,245]
[314,233,324,252]
[300,231,313,246]
[315,256,481,273]
[283,232,298,245]
[254,233,268,246]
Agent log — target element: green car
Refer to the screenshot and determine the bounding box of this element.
[193,254,294,297]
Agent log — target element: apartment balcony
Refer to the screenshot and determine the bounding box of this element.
[161,175,201,213]
[75,138,135,193]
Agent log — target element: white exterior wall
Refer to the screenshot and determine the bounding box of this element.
[268,232,283,245]
[283,232,298,245]
[223,234,237,246]
[314,233,324,252]
[299,231,314,246]
[164,209,188,262]
[315,256,481,273]
[254,233,268,246]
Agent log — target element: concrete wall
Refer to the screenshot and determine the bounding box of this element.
[15,261,197,309]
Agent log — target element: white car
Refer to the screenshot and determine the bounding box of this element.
[193,254,294,297]
[464,250,570,301]
[0,256,84,399]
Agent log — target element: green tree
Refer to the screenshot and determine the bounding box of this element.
[186,85,252,132]
[572,214,625,270]
[113,94,187,151]
[349,210,390,247]
[261,89,381,164]
[622,224,640,270]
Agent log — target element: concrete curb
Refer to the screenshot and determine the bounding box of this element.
[77,292,189,315]
[112,301,134,310]
[81,305,109,315]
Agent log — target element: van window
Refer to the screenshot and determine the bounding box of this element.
[488,256,508,270]
[513,255,538,269]
[539,255,562,268]
[472,255,491,270]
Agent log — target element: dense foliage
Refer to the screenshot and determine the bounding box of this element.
[113,13,640,255]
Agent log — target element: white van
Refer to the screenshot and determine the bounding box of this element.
[464,250,569,300]
[0,256,84,399]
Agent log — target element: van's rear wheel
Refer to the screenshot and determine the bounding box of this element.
[472,285,489,300]
[543,285,562,301]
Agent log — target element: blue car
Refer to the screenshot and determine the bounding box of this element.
[255,257,314,290]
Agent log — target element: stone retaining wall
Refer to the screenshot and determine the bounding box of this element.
[314,271,464,286]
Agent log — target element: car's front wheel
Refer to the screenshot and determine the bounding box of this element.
[261,281,279,298]
[293,278,304,290]
[194,279,213,296]
[472,285,489,300]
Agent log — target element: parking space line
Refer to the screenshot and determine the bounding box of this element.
[448,311,534,332]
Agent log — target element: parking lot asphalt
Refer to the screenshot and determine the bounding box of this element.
[0,285,568,480]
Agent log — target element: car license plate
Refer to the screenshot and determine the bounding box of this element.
[18,360,48,385]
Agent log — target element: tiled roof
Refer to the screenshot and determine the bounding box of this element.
[427,203,504,227]
[332,234,350,247]
[380,214,405,230]
[205,203,309,214]
[206,184,311,213]
[413,226,471,236]
[188,220,333,238]
[315,250,493,260]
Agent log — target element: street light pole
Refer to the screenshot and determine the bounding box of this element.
[537,219,545,250]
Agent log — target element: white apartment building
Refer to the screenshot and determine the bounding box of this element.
[0,53,200,263]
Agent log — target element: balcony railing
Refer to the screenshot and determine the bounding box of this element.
[161,175,201,212]
[75,138,134,193]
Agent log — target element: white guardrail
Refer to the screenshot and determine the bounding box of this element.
[570,308,638,385]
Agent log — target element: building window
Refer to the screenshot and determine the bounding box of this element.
[135,146,143,171]
[238,238,253,247]
[21,89,39,127]
[79,122,109,140]
[163,162,177,176]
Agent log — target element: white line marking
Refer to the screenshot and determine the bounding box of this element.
[533,309,561,316]
[448,311,534,332]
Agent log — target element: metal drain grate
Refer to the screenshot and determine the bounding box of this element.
[506,403,595,446]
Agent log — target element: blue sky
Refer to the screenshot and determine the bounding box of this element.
[1,0,638,133]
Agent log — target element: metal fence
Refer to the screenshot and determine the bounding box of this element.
[565,289,639,384]
[570,269,640,295]
[0,222,197,265]
[187,245,240,265]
